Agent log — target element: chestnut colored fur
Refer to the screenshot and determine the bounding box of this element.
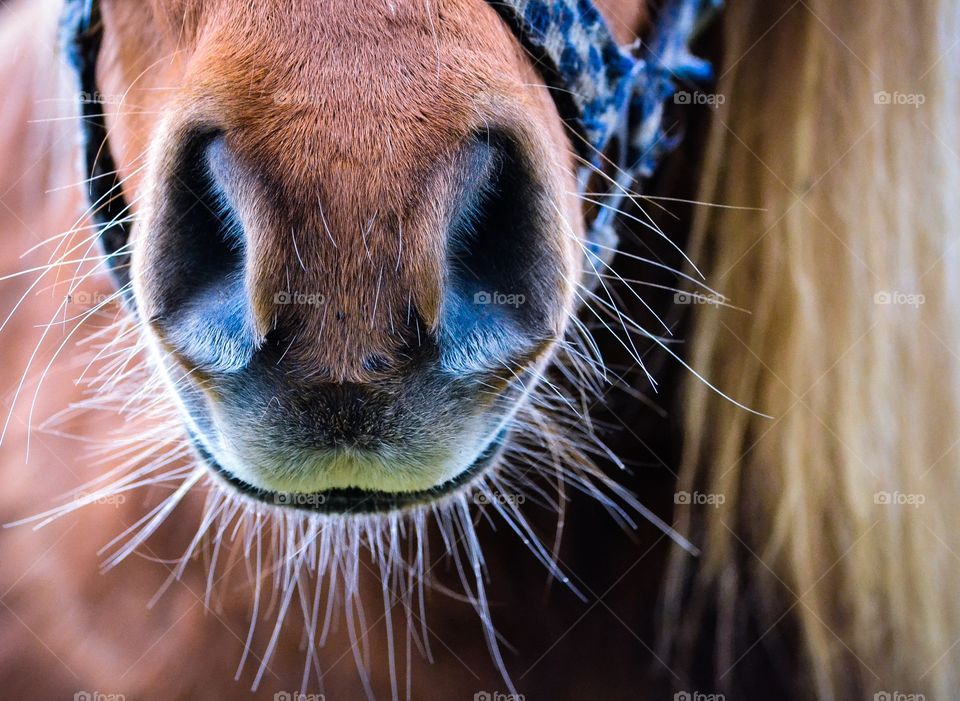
[110,0,580,376]
[0,1,677,700]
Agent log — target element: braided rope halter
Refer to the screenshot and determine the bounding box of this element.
[488,0,720,273]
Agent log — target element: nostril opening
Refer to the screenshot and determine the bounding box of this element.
[149,132,257,373]
[449,137,522,297]
[440,132,562,371]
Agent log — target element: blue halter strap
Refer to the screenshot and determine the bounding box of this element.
[487,0,721,268]
[487,0,719,165]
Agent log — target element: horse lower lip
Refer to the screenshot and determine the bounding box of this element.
[188,429,509,515]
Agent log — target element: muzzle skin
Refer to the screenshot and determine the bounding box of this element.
[61,0,716,509]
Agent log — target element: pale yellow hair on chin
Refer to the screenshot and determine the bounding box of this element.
[666,0,960,698]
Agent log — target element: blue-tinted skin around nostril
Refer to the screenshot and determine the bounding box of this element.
[164,270,256,373]
[150,134,258,373]
[437,134,561,374]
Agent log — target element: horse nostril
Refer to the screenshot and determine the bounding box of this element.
[146,132,257,373]
[440,133,564,371]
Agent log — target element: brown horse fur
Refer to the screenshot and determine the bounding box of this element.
[0,1,677,700]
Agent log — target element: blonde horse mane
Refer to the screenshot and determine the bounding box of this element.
[670,0,960,697]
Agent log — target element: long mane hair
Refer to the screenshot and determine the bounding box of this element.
[669,0,960,697]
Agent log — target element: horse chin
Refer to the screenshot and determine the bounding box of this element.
[189,427,511,515]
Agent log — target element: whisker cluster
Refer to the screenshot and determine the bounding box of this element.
[1,123,741,700]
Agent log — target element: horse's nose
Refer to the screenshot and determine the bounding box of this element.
[139,133,260,374]
[139,130,569,378]
[433,134,569,373]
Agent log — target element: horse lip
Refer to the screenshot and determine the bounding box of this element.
[187,428,509,515]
